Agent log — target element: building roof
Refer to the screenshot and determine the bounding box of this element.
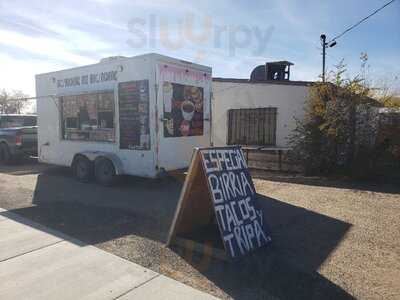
[266,61,294,66]
[37,53,211,77]
[212,77,314,86]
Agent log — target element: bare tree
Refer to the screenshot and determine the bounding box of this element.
[0,89,30,114]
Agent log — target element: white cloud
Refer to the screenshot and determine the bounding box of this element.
[0,53,67,95]
[0,29,96,65]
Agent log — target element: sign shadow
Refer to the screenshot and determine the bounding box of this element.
[164,192,354,299]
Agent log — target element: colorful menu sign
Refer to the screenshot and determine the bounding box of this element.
[163,82,204,137]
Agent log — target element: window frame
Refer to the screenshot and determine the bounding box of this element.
[59,90,116,144]
[227,107,277,146]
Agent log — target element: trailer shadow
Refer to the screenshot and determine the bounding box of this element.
[163,194,354,300]
[0,158,44,176]
[3,167,181,246]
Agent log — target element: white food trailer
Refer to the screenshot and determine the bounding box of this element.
[36,53,212,185]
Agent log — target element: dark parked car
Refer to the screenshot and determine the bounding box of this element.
[0,114,37,163]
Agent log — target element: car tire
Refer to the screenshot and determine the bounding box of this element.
[72,155,93,183]
[0,143,12,164]
[95,158,117,187]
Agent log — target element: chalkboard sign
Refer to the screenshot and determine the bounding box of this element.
[168,146,272,259]
[118,80,150,150]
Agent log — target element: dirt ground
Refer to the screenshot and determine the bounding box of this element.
[0,160,399,299]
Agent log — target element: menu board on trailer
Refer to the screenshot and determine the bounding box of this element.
[118,80,150,150]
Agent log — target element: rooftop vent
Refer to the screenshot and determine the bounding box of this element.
[250,61,294,82]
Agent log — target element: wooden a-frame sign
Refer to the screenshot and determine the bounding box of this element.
[167,146,272,260]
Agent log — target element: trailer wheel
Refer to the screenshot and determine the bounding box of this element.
[95,158,117,187]
[72,155,93,183]
[0,143,12,164]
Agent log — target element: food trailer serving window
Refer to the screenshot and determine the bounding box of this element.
[60,91,115,142]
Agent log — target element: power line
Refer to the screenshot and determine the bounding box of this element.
[329,0,397,43]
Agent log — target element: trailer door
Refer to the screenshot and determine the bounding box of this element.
[156,63,211,171]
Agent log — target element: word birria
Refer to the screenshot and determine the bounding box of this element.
[200,148,271,258]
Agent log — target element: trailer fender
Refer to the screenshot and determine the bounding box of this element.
[72,152,124,175]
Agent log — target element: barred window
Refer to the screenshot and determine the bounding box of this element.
[227,108,277,146]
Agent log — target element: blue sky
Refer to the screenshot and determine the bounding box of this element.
[0,0,399,95]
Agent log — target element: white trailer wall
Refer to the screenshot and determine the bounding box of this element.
[36,54,212,178]
[36,56,158,177]
[212,80,310,147]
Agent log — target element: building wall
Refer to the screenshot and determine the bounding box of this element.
[212,81,309,147]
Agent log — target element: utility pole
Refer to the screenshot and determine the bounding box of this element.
[320,34,327,82]
[318,0,396,83]
[320,34,337,82]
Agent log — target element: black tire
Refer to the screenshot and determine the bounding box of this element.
[0,143,12,164]
[95,158,117,187]
[72,156,93,183]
